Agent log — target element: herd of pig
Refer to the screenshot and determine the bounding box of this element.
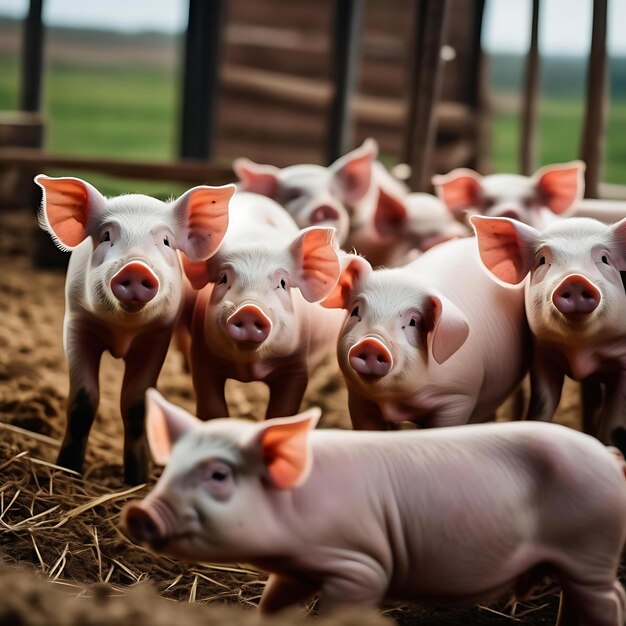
[33,138,626,624]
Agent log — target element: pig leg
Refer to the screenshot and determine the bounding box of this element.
[557,580,624,626]
[596,375,626,445]
[265,369,308,419]
[317,576,384,614]
[259,574,319,615]
[526,349,564,421]
[121,329,171,485]
[347,390,390,430]
[581,379,603,436]
[57,322,104,474]
[190,338,229,419]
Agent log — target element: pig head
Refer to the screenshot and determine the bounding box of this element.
[434,161,585,228]
[472,214,626,442]
[36,175,235,484]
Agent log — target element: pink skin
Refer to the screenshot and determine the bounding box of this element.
[433,161,585,229]
[123,390,626,623]
[471,215,626,444]
[35,174,235,484]
[182,191,345,421]
[323,238,529,430]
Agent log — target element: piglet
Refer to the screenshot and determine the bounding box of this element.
[322,237,528,429]
[434,161,584,228]
[36,175,236,484]
[182,191,344,421]
[472,215,626,443]
[123,390,626,623]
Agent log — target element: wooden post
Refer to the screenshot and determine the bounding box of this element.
[326,0,365,164]
[179,0,224,160]
[20,0,45,113]
[404,0,450,191]
[579,0,608,198]
[520,0,541,176]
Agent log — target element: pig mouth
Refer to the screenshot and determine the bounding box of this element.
[119,302,148,314]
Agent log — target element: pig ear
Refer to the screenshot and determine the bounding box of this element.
[611,217,626,271]
[432,169,483,214]
[233,158,280,198]
[181,255,219,290]
[425,293,470,365]
[533,161,585,215]
[373,187,408,236]
[322,254,372,309]
[289,227,341,302]
[470,215,539,285]
[171,184,235,261]
[35,174,107,251]
[253,408,321,490]
[330,138,378,206]
[145,389,199,465]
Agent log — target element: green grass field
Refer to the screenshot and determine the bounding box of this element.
[1,46,625,196]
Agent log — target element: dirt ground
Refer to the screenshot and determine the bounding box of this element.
[0,208,589,625]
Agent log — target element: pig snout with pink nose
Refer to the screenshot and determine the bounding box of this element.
[110,261,160,309]
[226,304,272,344]
[551,274,601,316]
[348,337,393,377]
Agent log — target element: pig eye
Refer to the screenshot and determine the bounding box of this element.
[351,305,360,318]
[602,255,610,265]
[409,318,417,327]
[538,256,546,266]
[163,236,170,247]
[101,231,111,243]
[218,274,228,285]
[280,279,287,290]
[210,467,230,482]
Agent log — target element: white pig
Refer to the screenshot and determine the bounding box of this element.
[35,175,236,484]
[471,215,626,443]
[322,237,528,429]
[182,191,345,421]
[123,390,626,623]
[433,161,585,228]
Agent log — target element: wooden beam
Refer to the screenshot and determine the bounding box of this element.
[326,0,365,163]
[20,0,45,113]
[520,0,541,176]
[179,0,225,160]
[0,147,234,185]
[579,0,608,198]
[404,0,450,191]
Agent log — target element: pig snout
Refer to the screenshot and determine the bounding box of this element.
[349,337,393,377]
[310,204,340,224]
[110,262,159,308]
[123,501,168,547]
[552,274,601,316]
[227,304,272,344]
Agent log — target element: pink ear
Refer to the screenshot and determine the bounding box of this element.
[145,389,199,465]
[289,227,340,302]
[256,408,321,490]
[233,158,280,198]
[172,184,235,261]
[433,169,483,213]
[374,187,408,236]
[321,254,372,309]
[470,215,539,285]
[330,138,378,206]
[35,174,106,250]
[181,256,215,290]
[612,217,626,270]
[534,161,585,215]
[426,293,470,365]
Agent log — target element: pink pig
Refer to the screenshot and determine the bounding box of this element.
[322,237,528,429]
[182,191,344,421]
[123,390,626,623]
[433,161,584,228]
[35,175,236,484]
[472,215,626,443]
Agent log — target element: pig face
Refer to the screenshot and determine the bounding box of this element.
[122,389,320,562]
[36,175,235,324]
[322,256,469,398]
[433,162,585,225]
[471,215,626,344]
[183,226,340,361]
[233,139,378,244]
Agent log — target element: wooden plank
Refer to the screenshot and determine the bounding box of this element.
[579,0,608,198]
[326,0,365,163]
[0,148,234,185]
[179,0,225,159]
[404,0,450,191]
[520,0,540,176]
[20,0,45,113]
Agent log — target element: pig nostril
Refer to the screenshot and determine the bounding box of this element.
[235,321,243,328]
[141,280,152,289]
[377,355,385,363]
[254,322,265,330]
[582,291,593,300]
[561,292,570,300]
[121,280,130,288]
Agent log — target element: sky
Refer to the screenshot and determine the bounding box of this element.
[0,0,625,57]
